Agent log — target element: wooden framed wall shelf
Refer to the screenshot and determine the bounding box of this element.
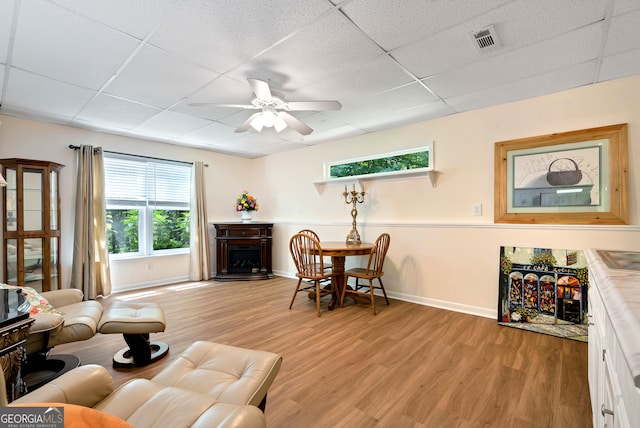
[1,158,64,292]
[314,143,438,193]
[313,169,439,194]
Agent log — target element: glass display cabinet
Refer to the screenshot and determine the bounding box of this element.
[1,158,64,292]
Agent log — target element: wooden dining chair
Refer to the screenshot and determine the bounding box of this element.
[340,233,391,315]
[298,229,332,272]
[298,229,321,241]
[289,233,336,317]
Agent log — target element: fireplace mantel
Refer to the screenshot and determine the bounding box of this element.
[213,223,273,281]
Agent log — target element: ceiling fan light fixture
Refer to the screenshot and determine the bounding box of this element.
[250,114,265,132]
[262,110,277,128]
[197,79,339,135]
[274,115,287,132]
[250,109,288,133]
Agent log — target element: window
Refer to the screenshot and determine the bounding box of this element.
[104,153,191,257]
[325,144,433,180]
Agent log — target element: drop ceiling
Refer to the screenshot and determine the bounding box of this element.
[1,0,639,158]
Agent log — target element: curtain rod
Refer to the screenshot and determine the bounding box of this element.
[68,145,208,167]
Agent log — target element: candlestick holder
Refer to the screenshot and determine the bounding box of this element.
[343,184,366,244]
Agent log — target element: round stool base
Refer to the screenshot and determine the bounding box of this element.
[113,341,169,368]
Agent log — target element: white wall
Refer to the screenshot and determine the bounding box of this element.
[1,75,639,318]
[0,115,252,291]
[257,75,640,318]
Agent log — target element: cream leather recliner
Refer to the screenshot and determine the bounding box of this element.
[23,289,104,388]
[25,289,103,356]
[24,289,170,388]
[6,341,283,428]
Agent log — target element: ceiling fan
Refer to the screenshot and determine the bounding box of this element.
[188,78,342,135]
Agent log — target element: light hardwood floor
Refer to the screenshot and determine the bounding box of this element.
[52,277,592,427]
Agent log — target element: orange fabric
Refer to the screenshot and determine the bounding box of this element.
[9,403,133,428]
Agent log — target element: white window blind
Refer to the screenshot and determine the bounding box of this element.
[104,154,191,206]
[104,157,147,202]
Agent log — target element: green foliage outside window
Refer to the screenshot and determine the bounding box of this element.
[329,150,430,178]
[152,210,190,250]
[107,209,139,254]
[107,209,190,254]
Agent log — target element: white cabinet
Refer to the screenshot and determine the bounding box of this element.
[588,288,605,426]
[589,285,621,427]
[587,250,640,428]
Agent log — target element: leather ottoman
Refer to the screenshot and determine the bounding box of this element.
[98,301,169,368]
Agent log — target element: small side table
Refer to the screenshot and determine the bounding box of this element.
[0,289,34,402]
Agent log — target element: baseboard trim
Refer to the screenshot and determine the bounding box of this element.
[112,275,189,294]
[273,271,496,320]
[386,291,496,319]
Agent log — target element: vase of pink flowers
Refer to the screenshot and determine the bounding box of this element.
[235,191,259,223]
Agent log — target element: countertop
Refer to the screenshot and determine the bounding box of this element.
[586,248,640,388]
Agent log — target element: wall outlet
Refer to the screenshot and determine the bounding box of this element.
[471,203,482,216]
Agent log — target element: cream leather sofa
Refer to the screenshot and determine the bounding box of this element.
[8,341,283,428]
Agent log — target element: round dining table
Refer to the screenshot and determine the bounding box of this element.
[317,241,374,309]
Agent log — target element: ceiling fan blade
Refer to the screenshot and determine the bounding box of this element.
[278,111,313,135]
[248,78,272,101]
[286,100,342,111]
[187,102,257,109]
[235,112,262,133]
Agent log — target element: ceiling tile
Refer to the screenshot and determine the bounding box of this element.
[340,0,512,51]
[300,124,366,144]
[132,110,212,138]
[489,0,607,46]
[51,0,178,39]
[287,54,415,102]
[352,100,456,133]
[3,68,96,118]
[227,132,308,156]
[425,22,603,98]
[12,0,140,90]
[149,0,332,73]
[392,0,608,79]
[445,61,597,112]
[612,0,640,15]
[1,104,74,126]
[603,8,640,56]
[74,94,161,130]
[0,1,15,62]
[599,48,640,82]
[228,11,383,91]
[180,121,243,146]
[290,112,349,136]
[325,82,438,125]
[390,26,479,80]
[105,45,219,109]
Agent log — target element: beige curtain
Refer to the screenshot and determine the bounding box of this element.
[189,161,210,280]
[70,145,112,299]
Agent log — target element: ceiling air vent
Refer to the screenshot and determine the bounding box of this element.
[469,25,501,53]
